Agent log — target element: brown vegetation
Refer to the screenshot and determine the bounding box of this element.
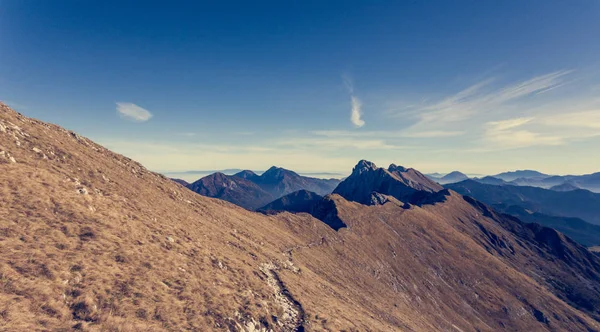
[1,102,599,331]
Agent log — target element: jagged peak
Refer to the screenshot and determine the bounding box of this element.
[352,160,378,175]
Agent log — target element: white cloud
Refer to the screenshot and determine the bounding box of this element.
[343,75,365,128]
[116,102,153,122]
[483,117,563,148]
[311,130,462,138]
[541,110,600,129]
[276,137,404,150]
[397,70,573,130]
[350,96,365,128]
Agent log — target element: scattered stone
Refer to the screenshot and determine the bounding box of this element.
[167,236,175,243]
[77,188,88,195]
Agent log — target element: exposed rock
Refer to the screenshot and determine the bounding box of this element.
[334,160,443,205]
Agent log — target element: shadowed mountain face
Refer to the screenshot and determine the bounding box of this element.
[258,190,322,215]
[3,103,600,331]
[233,169,261,182]
[333,160,443,205]
[446,180,600,225]
[187,168,339,210]
[500,205,600,247]
[244,166,340,198]
[187,172,273,210]
[170,178,189,186]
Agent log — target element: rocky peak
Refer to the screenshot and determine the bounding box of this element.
[261,166,291,180]
[352,160,378,175]
[335,160,444,205]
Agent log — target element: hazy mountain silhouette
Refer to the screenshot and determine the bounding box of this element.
[438,171,468,184]
[494,170,549,182]
[187,172,273,210]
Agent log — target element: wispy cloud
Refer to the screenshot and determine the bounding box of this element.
[483,117,563,149]
[396,70,573,130]
[541,110,600,129]
[343,75,365,128]
[381,69,600,151]
[350,96,365,128]
[276,137,405,150]
[312,130,463,139]
[116,102,153,122]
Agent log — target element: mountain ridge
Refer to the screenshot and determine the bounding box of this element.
[2,103,600,331]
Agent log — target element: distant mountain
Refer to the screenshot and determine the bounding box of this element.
[499,172,600,193]
[493,170,549,182]
[258,190,322,214]
[187,172,273,210]
[502,205,600,247]
[333,160,443,205]
[170,178,189,186]
[426,172,444,178]
[234,169,261,182]
[242,166,340,198]
[473,176,509,186]
[186,167,340,210]
[446,180,600,225]
[6,92,600,330]
[439,171,468,184]
[550,182,580,192]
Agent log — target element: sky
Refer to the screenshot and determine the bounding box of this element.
[1,1,600,177]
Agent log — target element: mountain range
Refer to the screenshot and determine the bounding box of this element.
[185,167,340,210]
[3,102,600,331]
[446,180,600,246]
[427,169,600,193]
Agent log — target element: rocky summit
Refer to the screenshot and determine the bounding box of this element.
[2,103,600,331]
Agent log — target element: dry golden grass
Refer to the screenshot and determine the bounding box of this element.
[1,102,600,331]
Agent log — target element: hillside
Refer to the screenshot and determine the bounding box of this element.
[1,103,600,331]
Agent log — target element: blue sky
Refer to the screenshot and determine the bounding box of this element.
[2,1,600,176]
